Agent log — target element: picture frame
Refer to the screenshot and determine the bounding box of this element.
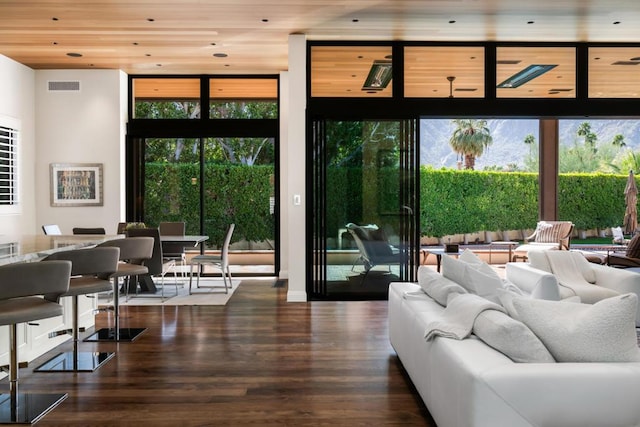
[50,163,103,207]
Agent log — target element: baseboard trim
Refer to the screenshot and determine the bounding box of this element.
[286,290,307,302]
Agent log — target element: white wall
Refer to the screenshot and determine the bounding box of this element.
[34,70,127,235]
[285,35,307,302]
[0,55,36,235]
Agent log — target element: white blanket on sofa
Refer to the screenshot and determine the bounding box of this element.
[424,293,506,340]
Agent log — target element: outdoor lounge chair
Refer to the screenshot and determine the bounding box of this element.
[607,233,640,268]
[512,221,574,262]
[346,223,400,275]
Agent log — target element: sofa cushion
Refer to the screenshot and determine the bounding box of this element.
[472,309,555,363]
[417,266,467,306]
[626,233,640,258]
[442,254,503,303]
[506,293,640,363]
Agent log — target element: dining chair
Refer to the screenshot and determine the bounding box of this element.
[126,227,180,301]
[84,236,154,342]
[0,260,71,423]
[36,247,120,372]
[189,223,235,294]
[159,221,187,278]
[42,224,62,235]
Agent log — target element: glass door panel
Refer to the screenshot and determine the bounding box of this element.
[202,137,275,274]
[143,138,201,234]
[311,120,417,300]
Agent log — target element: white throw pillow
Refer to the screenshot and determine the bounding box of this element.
[509,293,640,362]
[418,266,467,306]
[459,248,496,276]
[473,309,555,363]
[442,253,503,304]
[441,254,466,286]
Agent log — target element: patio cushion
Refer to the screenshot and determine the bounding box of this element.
[625,233,640,258]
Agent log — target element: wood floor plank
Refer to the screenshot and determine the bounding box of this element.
[13,280,435,426]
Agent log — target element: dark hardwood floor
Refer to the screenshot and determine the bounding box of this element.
[14,280,435,426]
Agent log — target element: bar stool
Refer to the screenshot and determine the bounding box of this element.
[0,260,71,424]
[35,247,120,372]
[84,237,153,342]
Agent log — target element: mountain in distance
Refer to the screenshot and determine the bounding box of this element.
[420,118,640,170]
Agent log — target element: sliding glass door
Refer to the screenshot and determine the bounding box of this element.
[139,136,276,275]
[309,119,419,300]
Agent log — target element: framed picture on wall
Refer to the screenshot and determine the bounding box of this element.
[50,163,103,207]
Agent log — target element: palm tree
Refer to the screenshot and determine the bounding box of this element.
[523,133,535,156]
[612,134,626,148]
[448,119,493,170]
[577,121,598,153]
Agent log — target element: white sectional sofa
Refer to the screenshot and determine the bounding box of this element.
[388,253,640,427]
[507,250,640,326]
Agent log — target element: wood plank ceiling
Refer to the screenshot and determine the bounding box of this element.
[1,1,640,98]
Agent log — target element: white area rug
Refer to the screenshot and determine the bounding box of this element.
[99,278,240,306]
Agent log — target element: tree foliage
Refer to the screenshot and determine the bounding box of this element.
[448,119,493,170]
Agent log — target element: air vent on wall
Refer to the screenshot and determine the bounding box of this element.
[47,80,81,92]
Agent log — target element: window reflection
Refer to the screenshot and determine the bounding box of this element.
[404,46,484,98]
[496,47,575,98]
[311,46,393,97]
[589,47,640,98]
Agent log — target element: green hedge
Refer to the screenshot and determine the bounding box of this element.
[420,168,628,237]
[144,163,274,247]
[144,163,630,244]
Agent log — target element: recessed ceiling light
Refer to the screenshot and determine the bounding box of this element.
[213,53,228,58]
[66,52,82,57]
